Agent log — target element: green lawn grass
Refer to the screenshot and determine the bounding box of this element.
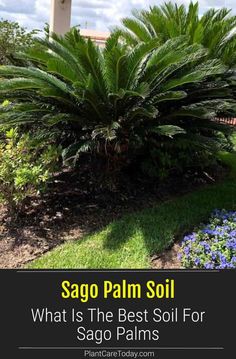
[28,148,236,269]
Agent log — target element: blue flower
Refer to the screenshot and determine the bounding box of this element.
[177,253,182,260]
[194,258,200,266]
[179,209,236,270]
[184,246,190,255]
[231,256,236,263]
[204,262,214,269]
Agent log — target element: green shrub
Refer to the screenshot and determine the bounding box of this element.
[0,29,235,180]
[0,19,37,65]
[114,2,236,160]
[114,2,236,66]
[0,128,61,215]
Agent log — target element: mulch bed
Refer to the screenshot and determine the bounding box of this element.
[152,243,182,269]
[0,163,227,269]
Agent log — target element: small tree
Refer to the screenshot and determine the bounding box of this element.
[0,19,37,65]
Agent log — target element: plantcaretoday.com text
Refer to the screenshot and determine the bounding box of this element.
[84,350,155,358]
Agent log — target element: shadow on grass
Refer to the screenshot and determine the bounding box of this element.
[102,178,236,256]
[28,151,236,269]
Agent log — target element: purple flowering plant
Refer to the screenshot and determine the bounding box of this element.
[179,210,236,269]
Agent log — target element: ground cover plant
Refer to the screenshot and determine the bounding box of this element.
[179,209,236,269]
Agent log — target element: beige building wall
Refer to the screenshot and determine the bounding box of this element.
[50,0,72,35]
[49,0,110,46]
[80,29,110,47]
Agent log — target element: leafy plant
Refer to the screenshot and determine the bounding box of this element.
[114,1,236,66]
[0,29,234,179]
[0,19,37,65]
[179,209,236,269]
[0,128,61,215]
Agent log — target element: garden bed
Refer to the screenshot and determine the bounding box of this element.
[0,161,228,268]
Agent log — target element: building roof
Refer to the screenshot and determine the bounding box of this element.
[80,29,110,42]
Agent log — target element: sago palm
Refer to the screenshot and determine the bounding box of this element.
[0,29,234,173]
[114,1,236,66]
